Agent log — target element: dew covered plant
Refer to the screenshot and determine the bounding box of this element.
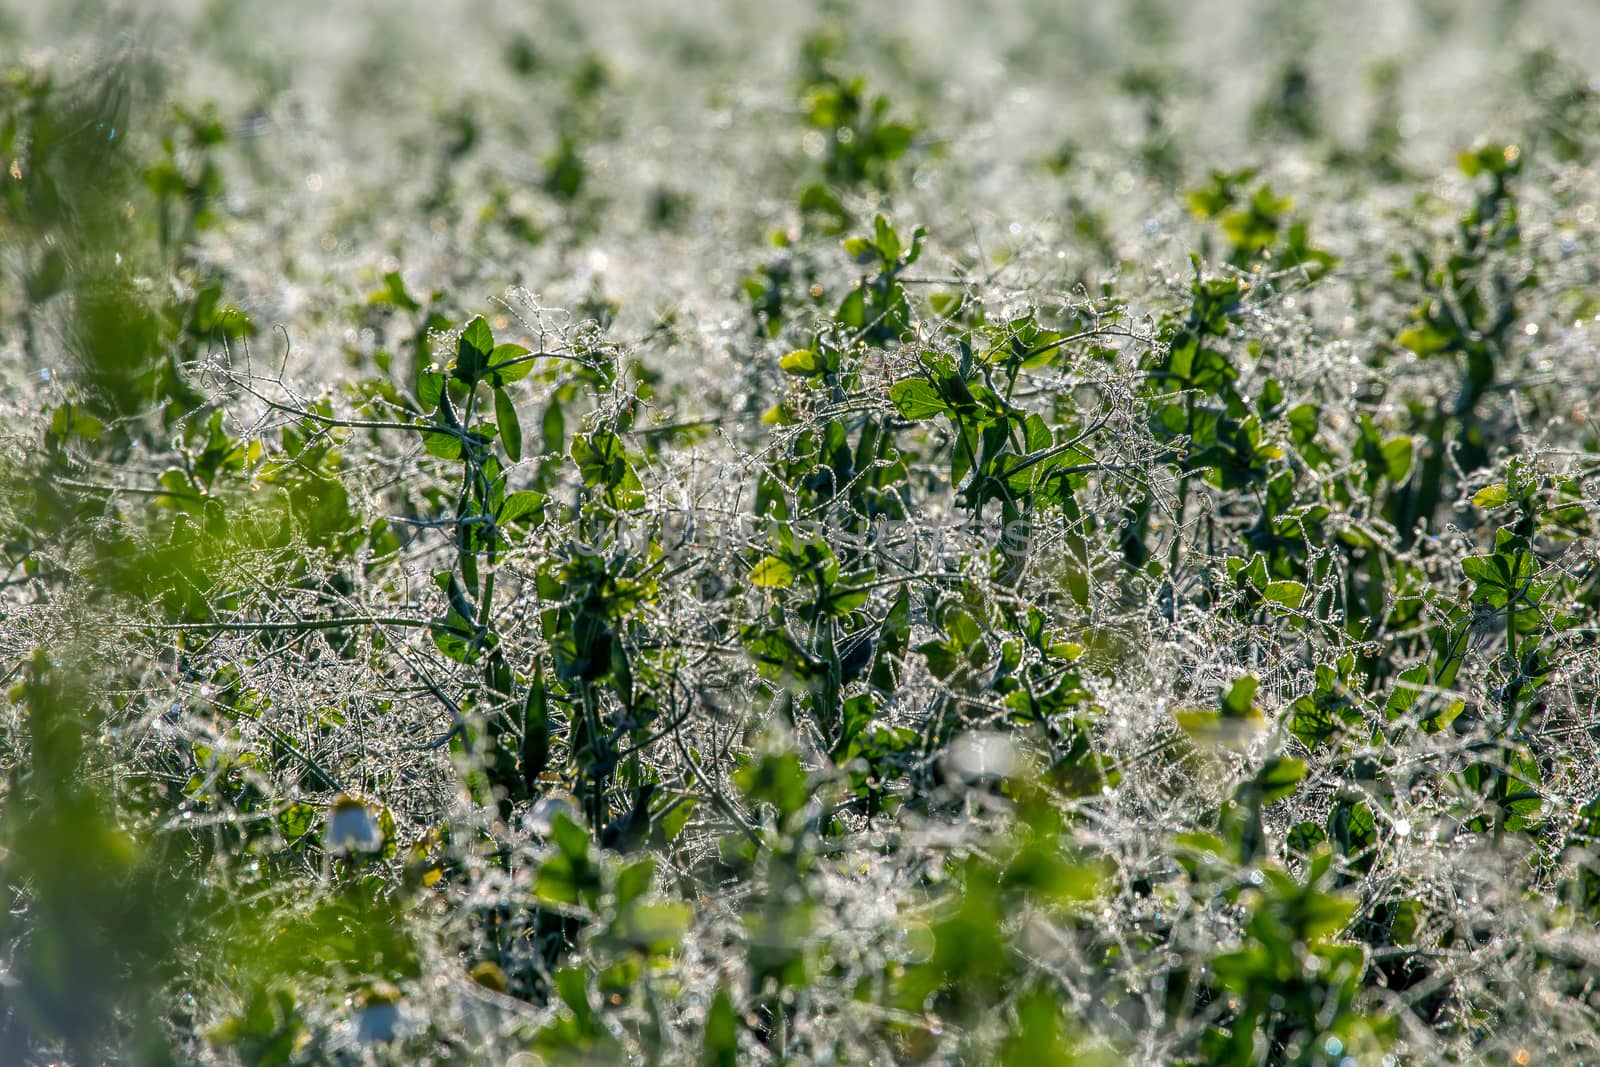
[3,2,1600,1064]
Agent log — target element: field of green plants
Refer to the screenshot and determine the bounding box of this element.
[5,1,1600,1063]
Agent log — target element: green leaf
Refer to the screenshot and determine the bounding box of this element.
[1384,664,1430,719]
[749,556,795,589]
[422,429,463,460]
[888,379,947,420]
[703,987,739,1067]
[779,349,824,377]
[1263,580,1306,608]
[1221,675,1259,718]
[836,287,866,328]
[521,668,550,785]
[734,750,810,818]
[1458,143,1519,178]
[276,802,318,842]
[1023,412,1052,453]
[376,806,398,859]
[461,315,494,361]
[873,213,900,261]
[1397,321,1453,356]
[1298,891,1358,941]
[551,810,591,863]
[615,858,656,910]
[431,610,475,662]
[1253,756,1307,805]
[486,342,534,385]
[1380,436,1413,481]
[542,397,565,454]
[418,368,444,410]
[1462,549,1528,606]
[1176,708,1262,750]
[1328,799,1377,861]
[1174,831,1234,872]
[497,490,545,525]
[495,388,523,461]
[876,123,914,160]
[48,405,104,441]
[1286,821,1327,856]
[368,269,419,311]
[554,966,593,1029]
[843,236,875,264]
[614,901,691,954]
[658,798,694,843]
[1472,483,1510,509]
[454,316,495,382]
[824,585,870,616]
[1235,554,1269,592]
[571,431,645,509]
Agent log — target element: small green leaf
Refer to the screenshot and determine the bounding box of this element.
[1176,708,1262,749]
[1174,831,1234,872]
[1472,483,1510,509]
[461,316,495,360]
[1397,321,1453,356]
[376,806,398,859]
[1286,821,1327,856]
[1458,143,1519,178]
[876,123,914,160]
[1236,554,1269,592]
[873,214,900,261]
[888,379,947,420]
[1253,756,1307,804]
[553,966,593,1028]
[703,987,739,1067]
[836,286,866,328]
[431,610,475,662]
[49,405,104,441]
[779,349,824,377]
[495,388,523,461]
[571,431,645,509]
[276,802,318,842]
[1298,891,1357,941]
[1384,663,1430,718]
[486,342,534,385]
[422,429,463,460]
[1221,675,1259,718]
[1263,580,1306,608]
[614,901,692,954]
[615,858,656,910]
[825,585,870,616]
[1461,550,1525,605]
[455,316,495,382]
[521,668,550,786]
[843,236,875,264]
[734,750,810,817]
[497,490,545,525]
[418,368,444,410]
[658,798,694,843]
[542,398,565,454]
[1380,436,1413,481]
[368,269,419,310]
[749,556,795,589]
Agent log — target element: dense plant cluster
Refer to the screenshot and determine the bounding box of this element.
[3,2,1600,1063]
